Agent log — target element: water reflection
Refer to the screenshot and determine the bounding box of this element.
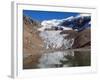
[37,50,90,68]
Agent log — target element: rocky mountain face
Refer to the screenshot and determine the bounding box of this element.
[60,16,91,31]
[60,28,91,49]
[23,15,41,31]
[23,16,44,69]
[72,28,90,48]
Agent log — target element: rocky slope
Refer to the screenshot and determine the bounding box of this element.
[23,16,44,69]
[60,28,91,49]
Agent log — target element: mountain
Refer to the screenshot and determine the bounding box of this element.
[60,15,91,31]
[38,14,91,32]
[37,14,91,49]
[38,17,73,31]
[23,15,44,69]
[23,14,91,69]
[23,15,41,31]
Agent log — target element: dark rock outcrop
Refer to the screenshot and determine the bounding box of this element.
[60,16,91,31]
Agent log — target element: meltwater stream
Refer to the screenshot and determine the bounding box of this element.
[37,31,75,68]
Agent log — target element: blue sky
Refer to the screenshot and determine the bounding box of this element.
[23,10,79,21]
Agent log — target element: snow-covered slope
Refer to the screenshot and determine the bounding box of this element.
[60,14,91,31]
[38,14,91,31]
[38,17,73,31]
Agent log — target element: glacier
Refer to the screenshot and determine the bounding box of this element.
[39,31,74,49]
[37,14,91,68]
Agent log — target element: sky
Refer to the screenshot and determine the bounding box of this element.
[23,10,79,21]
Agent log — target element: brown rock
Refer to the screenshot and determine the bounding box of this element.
[72,28,91,48]
[60,28,91,49]
[23,16,44,69]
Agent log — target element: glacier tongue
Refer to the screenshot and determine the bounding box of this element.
[40,31,74,49]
